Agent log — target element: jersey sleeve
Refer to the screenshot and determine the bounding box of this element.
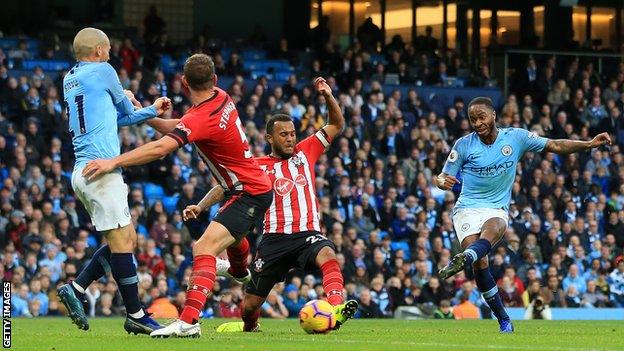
[297,129,333,163]
[98,63,134,115]
[515,128,548,153]
[166,110,213,147]
[442,138,466,176]
[116,105,157,127]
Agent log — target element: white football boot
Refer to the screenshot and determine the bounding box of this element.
[150,319,201,338]
[216,258,251,284]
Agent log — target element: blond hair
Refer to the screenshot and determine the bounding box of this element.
[73,27,109,60]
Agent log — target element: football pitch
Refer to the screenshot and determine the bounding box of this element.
[10,318,624,351]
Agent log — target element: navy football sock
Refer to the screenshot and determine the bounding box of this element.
[463,239,492,265]
[74,245,112,298]
[110,253,143,316]
[474,267,509,322]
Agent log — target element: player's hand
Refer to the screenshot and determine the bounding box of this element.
[314,77,332,97]
[153,97,171,116]
[82,159,117,181]
[124,90,142,109]
[182,205,202,221]
[436,174,460,190]
[589,132,611,149]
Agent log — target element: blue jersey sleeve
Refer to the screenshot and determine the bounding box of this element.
[442,138,466,176]
[97,63,134,115]
[116,105,157,127]
[514,128,548,153]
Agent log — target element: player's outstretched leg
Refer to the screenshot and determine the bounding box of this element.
[316,247,357,329]
[473,263,513,333]
[223,237,252,284]
[58,244,112,330]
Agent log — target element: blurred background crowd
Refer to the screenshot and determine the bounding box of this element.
[1,3,624,322]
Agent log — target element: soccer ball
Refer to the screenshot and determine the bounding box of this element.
[298,299,336,334]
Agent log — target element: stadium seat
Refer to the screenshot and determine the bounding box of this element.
[390,241,411,261]
[143,182,165,206]
[162,194,180,215]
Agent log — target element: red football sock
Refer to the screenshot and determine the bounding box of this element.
[321,259,344,306]
[226,238,250,277]
[179,255,216,324]
[242,308,260,332]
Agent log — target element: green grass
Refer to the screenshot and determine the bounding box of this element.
[9,317,624,351]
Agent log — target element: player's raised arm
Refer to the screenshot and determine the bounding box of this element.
[544,132,611,154]
[182,185,225,221]
[315,77,345,140]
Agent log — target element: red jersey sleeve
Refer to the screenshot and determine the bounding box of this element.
[296,128,333,164]
[166,110,214,147]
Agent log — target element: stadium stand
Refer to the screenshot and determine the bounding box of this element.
[1,10,624,322]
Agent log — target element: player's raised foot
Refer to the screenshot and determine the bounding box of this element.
[222,268,252,285]
[438,252,467,280]
[150,319,201,338]
[333,300,358,330]
[57,283,89,331]
[124,312,163,335]
[499,319,514,333]
[216,258,231,276]
[216,321,261,333]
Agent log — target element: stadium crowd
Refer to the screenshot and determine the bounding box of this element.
[1,16,624,322]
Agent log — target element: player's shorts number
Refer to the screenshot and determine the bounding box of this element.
[306,234,326,245]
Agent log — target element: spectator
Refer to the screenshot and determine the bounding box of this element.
[453,293,480,320]
[356,288,385,318]
[433,299,454,319]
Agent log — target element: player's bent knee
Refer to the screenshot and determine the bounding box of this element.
[315,246,336,265]
[105,225,135,253]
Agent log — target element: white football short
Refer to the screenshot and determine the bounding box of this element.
[452,208,509,244]
[72,165,131,231]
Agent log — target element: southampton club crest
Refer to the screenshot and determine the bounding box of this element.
[290,155,304,167]
[254,258,265,272]
[501,145,513,156]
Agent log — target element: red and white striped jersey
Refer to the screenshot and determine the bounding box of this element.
[167,87,271,195]
[255,130,332,234]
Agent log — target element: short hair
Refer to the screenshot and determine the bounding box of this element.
[183,54,215,91]
[265,114,293,135]
[468,97,495,112]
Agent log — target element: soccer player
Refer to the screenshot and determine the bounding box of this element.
[81,54,274,338]
[57,27,170,334]
[436,97,611,332]
[182,77,358,333]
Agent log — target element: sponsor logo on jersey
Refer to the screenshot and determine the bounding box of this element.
[294,173,307,187]
[274,177,295,197]
[175,122,192,136]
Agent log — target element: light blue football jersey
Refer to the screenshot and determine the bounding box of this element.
[63,61,156,168]
[442,127,548,212]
